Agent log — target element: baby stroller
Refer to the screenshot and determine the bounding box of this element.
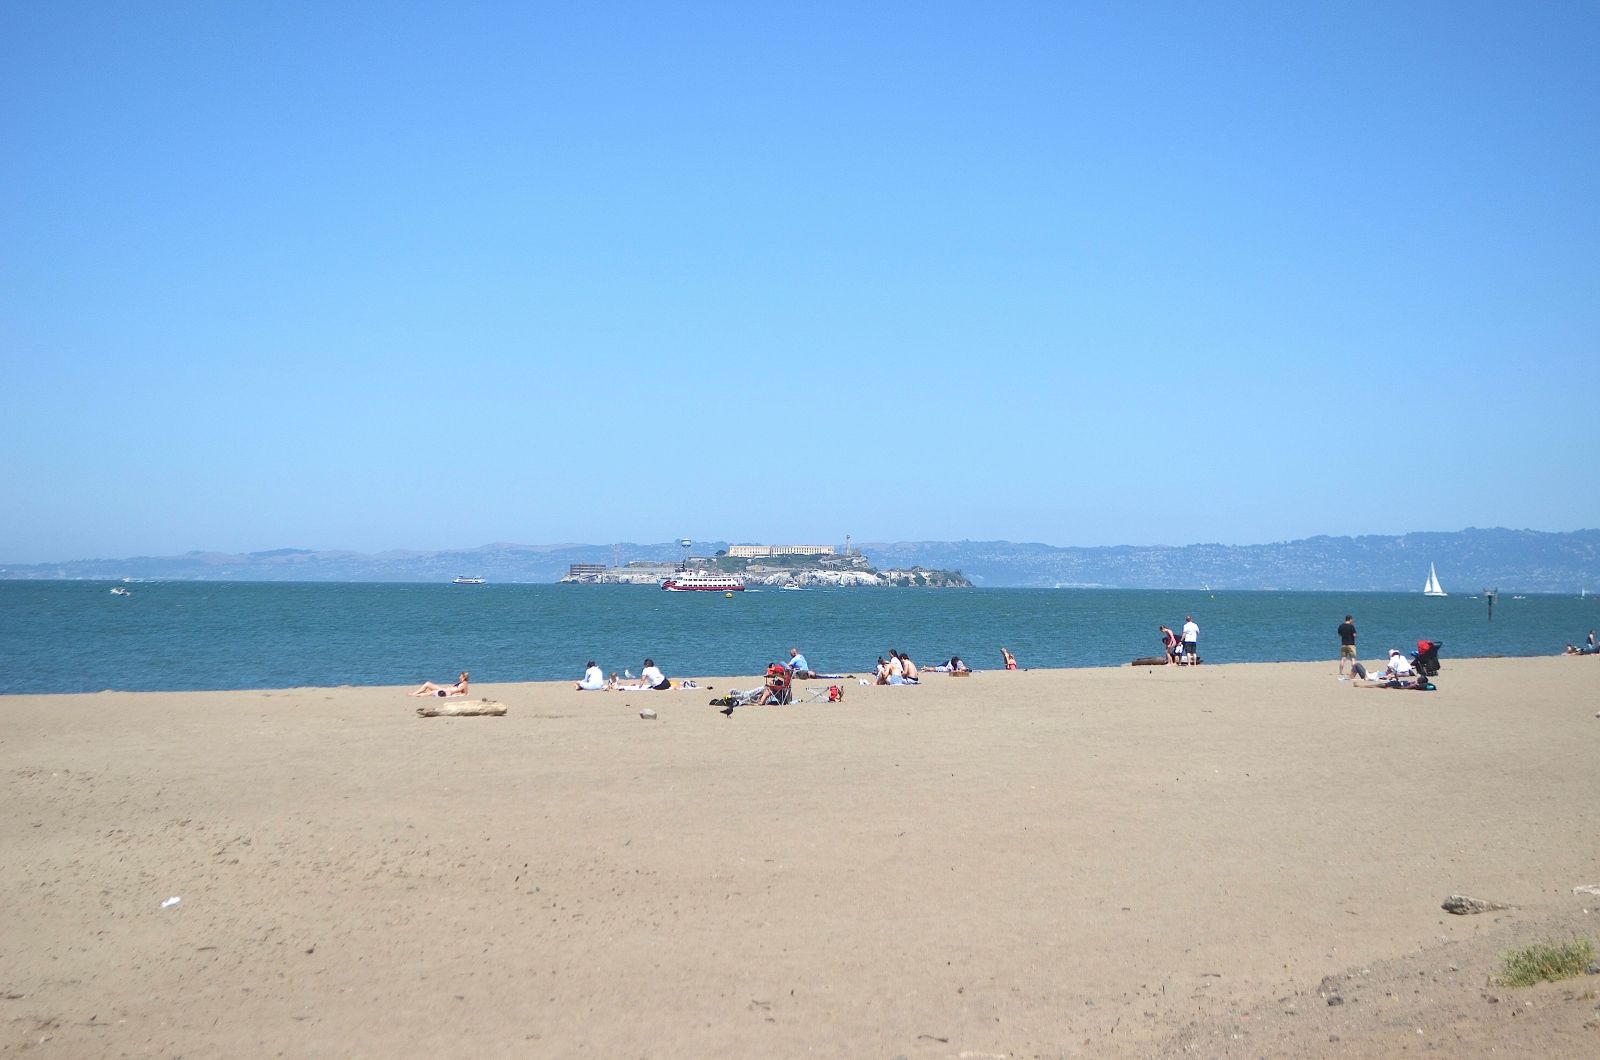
[1411,640,1443,679]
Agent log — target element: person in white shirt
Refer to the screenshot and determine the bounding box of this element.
[639,659,670,690]
[1182,617,1200,664]
[576,661,607,691]
[1382,649,1414,680]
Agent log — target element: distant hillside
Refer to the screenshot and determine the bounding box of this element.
[858,528,1600,592]
[3,528,1597,591]
[0,541,687,585]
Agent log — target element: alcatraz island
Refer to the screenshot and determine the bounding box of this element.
[558,540,972,589]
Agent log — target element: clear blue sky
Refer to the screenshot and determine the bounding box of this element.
[4,2,1597,564]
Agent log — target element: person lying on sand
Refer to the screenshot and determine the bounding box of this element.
[411,671,469,697]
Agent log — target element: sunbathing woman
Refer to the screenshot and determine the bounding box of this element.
[411,671,470,697]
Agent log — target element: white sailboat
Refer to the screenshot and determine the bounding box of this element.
[1422,563,1447,597]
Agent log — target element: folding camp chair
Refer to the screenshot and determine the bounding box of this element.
[800,684,845,704]
[763,666,793,705]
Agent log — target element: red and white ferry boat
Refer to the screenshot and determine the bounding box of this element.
[660,572,745,592]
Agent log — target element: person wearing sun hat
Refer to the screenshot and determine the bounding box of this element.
[1383,649,1414,681]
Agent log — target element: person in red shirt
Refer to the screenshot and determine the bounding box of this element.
[762,663,791,705]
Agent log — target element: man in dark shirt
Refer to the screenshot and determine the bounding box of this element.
[1337,615,1358,676]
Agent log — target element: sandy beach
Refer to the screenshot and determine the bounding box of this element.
[3,657,1597,1057]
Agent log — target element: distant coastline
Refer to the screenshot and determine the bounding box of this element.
[2,527,1596,592]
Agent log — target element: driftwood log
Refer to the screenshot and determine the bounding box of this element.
[416,698,507,718]
[1441,894,1513,915]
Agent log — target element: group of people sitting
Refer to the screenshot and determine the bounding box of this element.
[759,648,816,703]
[576,658,673,691]
[418,643,1023,705]
[885,648,1010,678]
[1348,649,1414,682]
[1562,629,1598,655]
[1348,646,1436,689]
[873,649,920,684]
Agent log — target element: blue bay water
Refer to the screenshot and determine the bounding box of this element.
[1,581,1595,695]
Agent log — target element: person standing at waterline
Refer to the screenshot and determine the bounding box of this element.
[1337,615,1358,676]
[1182,616,1199,665]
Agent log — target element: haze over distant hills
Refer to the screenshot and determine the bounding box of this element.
[4,528,1597,592]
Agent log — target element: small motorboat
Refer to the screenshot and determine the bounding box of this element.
[110,586,131,596]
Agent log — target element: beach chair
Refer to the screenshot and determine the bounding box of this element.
[763,666,793,706]
[800,684,845,704]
